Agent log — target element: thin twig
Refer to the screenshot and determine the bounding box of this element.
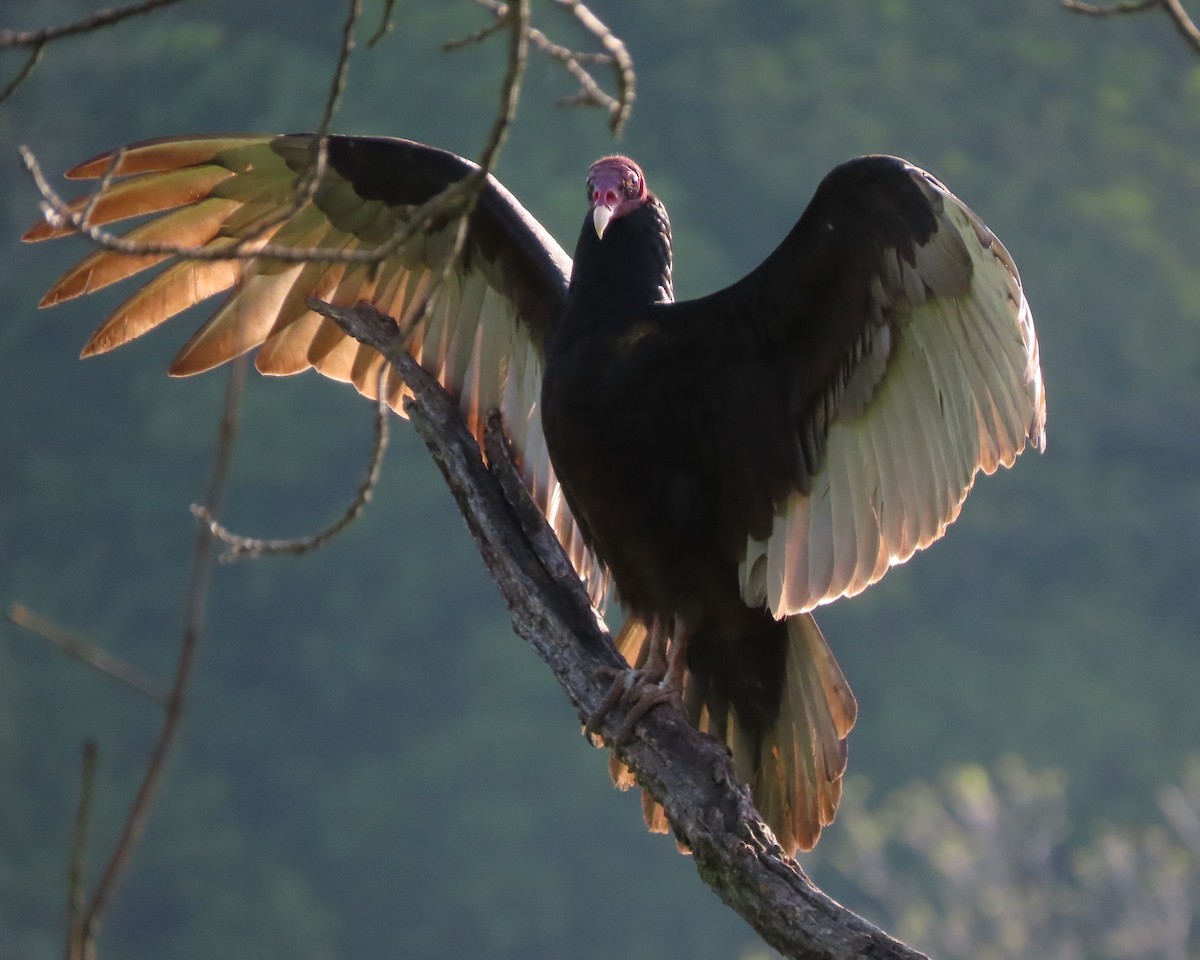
[377,0,529,359]
[78,148,126,231]
[111,0,359,267]
[1064,0,1200,55]
[445,14,509,51]
[1064,0,1158,14]
[367,0,397,46]
[553,0,635,134]
[0,0,192,104]
[1142,0,1200,52]
[79,353,249,948]
[0,0,192,47]
[288,0,362,219]
[477,0,528,174]
[464,0,633,134]
[191,387,390,561]
[0,41,42,104]
[532,27,622,117]
[7,605,168,704]
[65,741,98,960]
[315,0,359,144]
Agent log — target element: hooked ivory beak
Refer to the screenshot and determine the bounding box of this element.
[593,204,614,239]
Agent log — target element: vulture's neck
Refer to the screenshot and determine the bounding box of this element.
[562,198,674,331]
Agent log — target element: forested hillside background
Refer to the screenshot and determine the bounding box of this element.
[2,1,1198,958]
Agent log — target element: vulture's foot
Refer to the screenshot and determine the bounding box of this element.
[587,662,658,736]
[614,675,684,746]
[587,665,683,746]
[587,622,689,746]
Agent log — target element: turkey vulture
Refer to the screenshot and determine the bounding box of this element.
[25,135,1046,853]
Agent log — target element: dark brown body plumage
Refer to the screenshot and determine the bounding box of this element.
[542,194,797,751]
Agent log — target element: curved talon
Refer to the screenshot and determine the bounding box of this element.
[587,618,689,744]
[586,667,685,746]
[586,661,666,739]
[586,668,634,738]
[614,678,683,747]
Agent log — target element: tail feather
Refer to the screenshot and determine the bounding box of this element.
[606,611,856,854]
[767,612,855,849]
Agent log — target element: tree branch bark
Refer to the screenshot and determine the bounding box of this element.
[312,299,928,960]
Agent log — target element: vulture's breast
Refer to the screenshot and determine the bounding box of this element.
[541,313,784,625]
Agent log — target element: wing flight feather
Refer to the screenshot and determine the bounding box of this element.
[27,133,608,604]
[738,157,1045,617]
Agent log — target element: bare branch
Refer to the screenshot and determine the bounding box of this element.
[445,14,510,51]
[0,0,193,47]
[553,0,635,134]
[314,299,928,960]
[1064,0,1200,56]
[77,148,126,232]
[477,0,529,175]
[0,42,42,104]
[532,27,624,118]
[314,0,360,143]
[483,410,592,610]
[65,741,98,960]
[366,0,397,48]
[0,0,194,102]
[465,0,635,135]
[79,354,249,948]
[1064,0,1157,11]
[283,0,362,226]
[191,388,391,561]
[7,605,168,704]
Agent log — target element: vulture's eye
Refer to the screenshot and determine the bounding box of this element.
[625,173,640,195]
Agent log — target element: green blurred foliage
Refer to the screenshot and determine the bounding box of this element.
[2,0,1199,957]
[812,756,1200,960]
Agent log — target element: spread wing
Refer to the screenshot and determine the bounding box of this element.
[671,155,1045,617]
[25,133,606,603]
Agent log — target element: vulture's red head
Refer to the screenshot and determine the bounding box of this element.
[587,156,647,239]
